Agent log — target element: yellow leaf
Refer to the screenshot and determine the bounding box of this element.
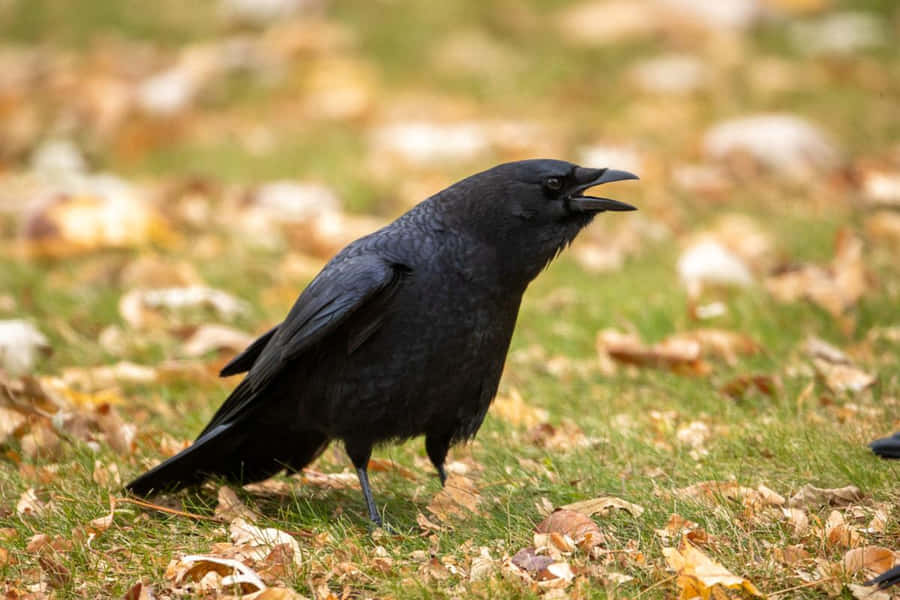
[663,537,764,599]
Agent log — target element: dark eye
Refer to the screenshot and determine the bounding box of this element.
[545,177,562,191]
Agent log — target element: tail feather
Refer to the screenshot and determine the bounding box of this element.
[219,325,279,377]
[125,422,331,496]
[126,424,242,495]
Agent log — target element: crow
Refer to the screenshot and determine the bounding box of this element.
[126,159,638,526]
[869,432,900,459]
[865,565,900,590]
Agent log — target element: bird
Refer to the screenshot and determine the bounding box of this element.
[869,432,900,459]
[125,159,639,526]
[865,565,900,590]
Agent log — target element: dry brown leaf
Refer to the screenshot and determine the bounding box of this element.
[525,419,588,451]
[299,469,359,489]
[426,473,481,524]
[182,324,253,357]
[119,286,249,329]
[492,388,549,428]
[166,554,266,595]
[789,484,863,508]
[825,510,861,548]
[782,507,810,535]
[216,486,259,523]
[123,582,155,600]
[663,537,764,599]
[766,229,867,332]
[416,512,446,533]
[655,514,709,546]
[535,509,605,550]
[251,588,311,600]
[38,554,71,589]
[0,405,27,444]
[21,189,174,258]
[812,359,876,394]
[92,460,122,489]
[598,329,711,375]
[469,549,495,582]
[561,496,645,518]
[842,546,896,575]
[229,518,302,567]
[848,583,892,600]
[719,374,779,399]
[665,329,760,364]
[511,546,555,574]
[16,487,47,517]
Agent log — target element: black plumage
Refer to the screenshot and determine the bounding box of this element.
[865,565,900,590]
[126,159,638,525]
[869,432,900,459]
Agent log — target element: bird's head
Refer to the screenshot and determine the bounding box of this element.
[440,159,639,284]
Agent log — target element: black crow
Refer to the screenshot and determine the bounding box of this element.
[126,159,638,526]
[870,432,900,459]
[865,565,900,590]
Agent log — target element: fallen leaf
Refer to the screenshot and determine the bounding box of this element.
[469,548,495,582]
[123,582,155,600]
[789,484,863,508]
[216,486,259,523]
[535,509,605,550]
[0,406,27,444]
[229,518,302,567]
[719,374,779,399]
[782,507,810,535]
[299,469,359,489]
[492,388,548,428]
[182,325,253,357]
[166,554,266,595]
[825,510,861,548]
[665,329,759,364]
[511,546,555,574]
[663,537,764,599]
[416,511,446,533]
[842,546,896,575]
[812,359,876,394]
[561,496,645,518]
[766,229,867,332]
[848,583,892,600]
[39,554,71,589]
[252,588,311,600]
[656,514,709,546]
[16,487,47,517]
[426,473,481,524]
[597,329,710,375]
[525,420,588,451]
[119,286,249,329]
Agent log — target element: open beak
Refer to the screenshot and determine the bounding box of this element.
[567,167,639,213]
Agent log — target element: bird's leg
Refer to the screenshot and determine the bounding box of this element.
[425,433,452,487]
[345,441,382,527]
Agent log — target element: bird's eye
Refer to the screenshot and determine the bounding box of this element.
[545,177,562,191]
